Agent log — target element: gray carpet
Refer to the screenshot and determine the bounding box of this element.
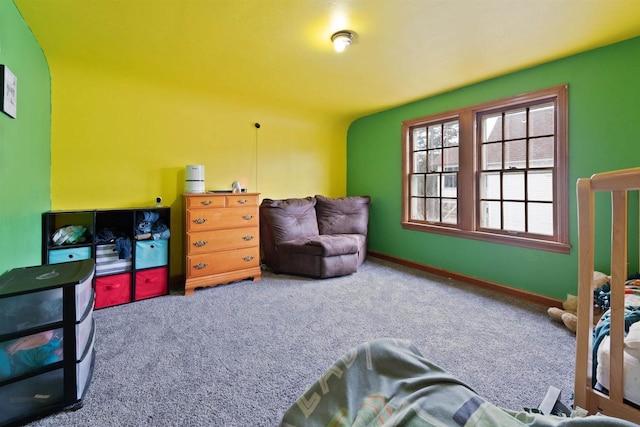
[26,258,576,426]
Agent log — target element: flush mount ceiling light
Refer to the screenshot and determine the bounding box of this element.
[331,30,354,53]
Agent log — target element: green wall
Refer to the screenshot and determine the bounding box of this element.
[347,36,640,299]
[0,1,51,273]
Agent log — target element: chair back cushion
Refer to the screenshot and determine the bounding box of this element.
[260,197,320,244]
[315,195,370,235]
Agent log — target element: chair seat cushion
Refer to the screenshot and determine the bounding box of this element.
[279,234,358,257]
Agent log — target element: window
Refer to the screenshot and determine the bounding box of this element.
[402,85,569,253]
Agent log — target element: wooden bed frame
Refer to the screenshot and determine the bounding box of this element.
[575,167,640,423]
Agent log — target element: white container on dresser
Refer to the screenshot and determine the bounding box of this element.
[0,259,95,426]
[183,193,261,295]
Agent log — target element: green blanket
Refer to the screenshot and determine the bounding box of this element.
[280,338,637,427]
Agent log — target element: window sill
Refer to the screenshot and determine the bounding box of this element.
[401,221,571,254]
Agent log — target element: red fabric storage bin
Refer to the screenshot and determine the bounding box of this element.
[135,267,168,301]
[94,273,132,309]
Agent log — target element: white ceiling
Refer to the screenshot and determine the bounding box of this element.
[15,0,640,122]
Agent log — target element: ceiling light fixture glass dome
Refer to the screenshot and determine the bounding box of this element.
[331,30,354,53]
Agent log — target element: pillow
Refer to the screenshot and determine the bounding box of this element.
[625,321,640,359]
[315,195,370,235]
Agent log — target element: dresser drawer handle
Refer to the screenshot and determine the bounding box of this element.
[194,262,208,270]
[243,256,254,262]
[242,214,254,220]
[237,199,248,204]
[193,240,208,247]
[193,218,208,224]
[242,235,254,241]
[201,200,212,206]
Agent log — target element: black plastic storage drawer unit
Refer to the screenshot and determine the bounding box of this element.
[0,259,95,427]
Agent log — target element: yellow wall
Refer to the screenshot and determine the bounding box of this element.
[50,63,348,276]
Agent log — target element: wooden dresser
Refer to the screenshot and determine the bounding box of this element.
[183,193,261,295]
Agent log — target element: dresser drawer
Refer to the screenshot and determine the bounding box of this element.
[75,271,94,321]
[226,194,258,207]
[187,247,260,278]
[187,227,258,254]
[0,368,64,425]
[186,195,226,209]
[0,287,62,336]
[76,346,95,400]
[0,328,64,381]
[186,207,258,231]
[76,316,94,361]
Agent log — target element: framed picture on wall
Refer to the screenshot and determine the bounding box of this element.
[1,65,17,119]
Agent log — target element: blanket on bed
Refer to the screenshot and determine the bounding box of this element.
[281,338,637,427]
[592,284,640,385]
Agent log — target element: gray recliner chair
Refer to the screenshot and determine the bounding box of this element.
[259,195,370,278]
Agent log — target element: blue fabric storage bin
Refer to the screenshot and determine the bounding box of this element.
[135,240,168,269]
[49,247,92,264]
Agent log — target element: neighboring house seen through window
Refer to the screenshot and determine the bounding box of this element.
[402,85,569,253]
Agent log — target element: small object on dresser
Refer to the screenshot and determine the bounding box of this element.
[185,165,205,193]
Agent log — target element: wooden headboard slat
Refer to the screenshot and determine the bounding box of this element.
[575,171,640,424]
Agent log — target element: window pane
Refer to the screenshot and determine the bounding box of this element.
[411,174,425,197]
[426,198,440,222]
[442,199,457,224]
[413,127,427,150]
[503,172,525,200]
[480,172,501,199]
[442,173,457,197]
[504,139,526,169]
[480,200,501,229]
[503,201,525,232]
[443,121,459,147]
[504,108,526,140]
[411,198,425,220]
[428,125,442,148]
[413,151,426,173]
[443,147,459,171]
[529,102,554,137]
[528,202,553,235]
[428,149,442,172]
[426,175,440,197]
[482,113,502,142]
[481,142,502,170]
[528,170,553,202]
[530,136,554,167]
